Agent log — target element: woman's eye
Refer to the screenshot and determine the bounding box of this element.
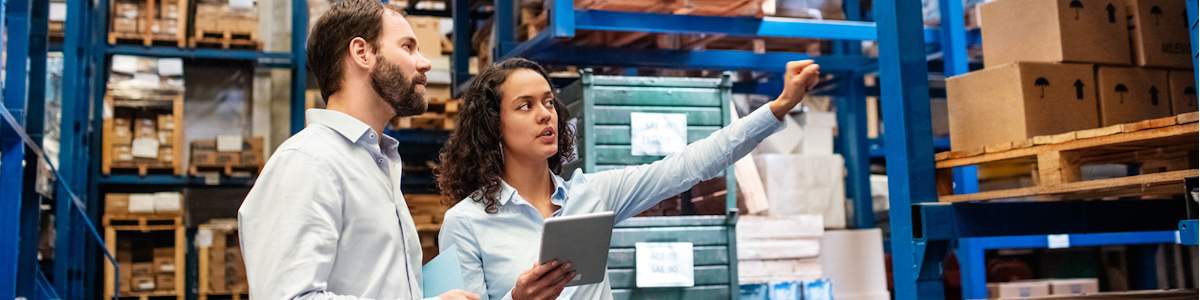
[517,103,530,110]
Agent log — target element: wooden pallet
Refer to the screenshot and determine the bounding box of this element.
[198,290,249,300]
[934,113,1199,203]
[189,162,262,177]
[104,215,186,300]
[108,0,188,47]
[189,30,260,50]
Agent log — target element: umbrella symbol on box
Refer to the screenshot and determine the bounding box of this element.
[1070,0,1084,20]
[1150,6,1163,25]
[1035,77,1050,98]
[1115,84,1129,103]
[1106,4,1117,23]
[1074,79,1085,100]
[1149,86,1160,106]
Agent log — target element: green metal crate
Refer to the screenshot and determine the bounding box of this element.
[560,70,739,300]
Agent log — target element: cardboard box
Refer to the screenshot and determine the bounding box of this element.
[1096,67,1172,125]
[409,16,444,56]
[1048,278,1099,296]
[134,118,157,139]
[158,146,174,163]
[1126,0,1191,68]
[208,231,228,292]
[112,18,139,33]
[106,193,130,214]
[131,276,155,291]
[193,151,217,166]
[128,194,156,213]
[947,62,1100,151]
[154,192,182,213]
[987,281,1051,299]
[130,262,154,276]
[155,274,175,291]
[156,114,174,131]
[215,152,241,165]
[113,144,135,162]
[153,256,176,273]
[112,126,133,145]
[980,0,1130,68]
[1169,70,1197,114]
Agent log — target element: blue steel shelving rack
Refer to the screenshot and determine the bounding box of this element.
[451,0,1200,299]
[0,0,310,296]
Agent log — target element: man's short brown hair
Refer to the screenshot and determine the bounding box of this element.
[306,0,404,99]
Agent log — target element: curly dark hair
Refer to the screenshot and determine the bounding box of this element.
[436,58,576,213]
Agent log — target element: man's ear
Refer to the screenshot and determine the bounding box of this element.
[347,37,375,70]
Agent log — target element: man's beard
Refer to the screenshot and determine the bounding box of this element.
[370,56,427,117]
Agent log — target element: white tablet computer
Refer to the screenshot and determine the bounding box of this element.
[539,211,616,287]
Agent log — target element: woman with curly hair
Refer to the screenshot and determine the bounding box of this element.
[436,58,820,300]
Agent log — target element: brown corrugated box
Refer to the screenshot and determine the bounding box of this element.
[947,62,1100,151]
[980,0,1130,68]
[155,273,175,291]
[1168,70,1197,114]
[208,229,228,292]
[131,276,155,291]
[153,248,175,273]
[106,193,130,215]
[1125,0,1191,68]
[1096,67,1172,125]
[409,16,444,56]
[987,280,1051,298]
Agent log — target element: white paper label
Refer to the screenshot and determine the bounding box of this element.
[111,55,139,74]
[204,173,221,186]
[229,0,253,9]
[196,228,214,247]
[629,113,687,156]
[154,192,181,212]
[217,134,244,152]
[1047,234,1070,249]
[131,138,160,159]
[635,242,694,288]
[157,58,183,76]
[49,3,67,21]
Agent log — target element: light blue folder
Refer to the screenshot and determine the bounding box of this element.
[422,245,466,297]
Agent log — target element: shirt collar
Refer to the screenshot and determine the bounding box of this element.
[497,171,570,207]
[306,109,374,143]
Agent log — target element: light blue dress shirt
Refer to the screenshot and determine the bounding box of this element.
[239,109,427,299]
[438,104,783,300]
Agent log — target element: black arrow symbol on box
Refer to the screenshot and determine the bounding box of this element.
[1074,79,1085,100]
[1115,84,1129,103]
[1035,77,1050,98]
[1149,86,1160,106]
[1107,4,1117,23]
[1150,6,1163,26]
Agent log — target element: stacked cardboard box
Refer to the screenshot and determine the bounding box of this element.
[194,0,258,35]
[199,220,248,293]
[105,192,183,215]
[986,278,1099,299]
[152,247,176,292]
[115,238,181,294]
[190,136,264,168]
[105,55,184,173]
[946,0,1193,151]
[148,0,183,36]
[111,0,143,34]
[736,215,824,284]
[404,194,450,262]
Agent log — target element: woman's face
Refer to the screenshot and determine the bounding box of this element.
[498,69,559,162]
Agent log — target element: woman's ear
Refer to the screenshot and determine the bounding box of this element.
[347,37,375,70]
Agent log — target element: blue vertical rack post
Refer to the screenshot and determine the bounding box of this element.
[875,0,941,299]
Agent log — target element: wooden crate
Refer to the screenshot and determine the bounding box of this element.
[104,214,185,300]
[108,0,188,46]
[102,94,185,176]
[197,221,249,300]
[934,112,1199,203]
[190,2,260,49]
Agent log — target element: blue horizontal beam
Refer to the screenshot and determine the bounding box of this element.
[105,45,292,67]
[869,137,948,158]
[574,10,878,41]
[527,44,871,72]
[915,200,1186,241]
[963,231,1178,249]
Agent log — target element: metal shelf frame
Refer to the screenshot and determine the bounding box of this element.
[447,0,1200,299]
[1,0,309,297]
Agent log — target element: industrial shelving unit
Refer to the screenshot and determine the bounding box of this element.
[0,0,309,297]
